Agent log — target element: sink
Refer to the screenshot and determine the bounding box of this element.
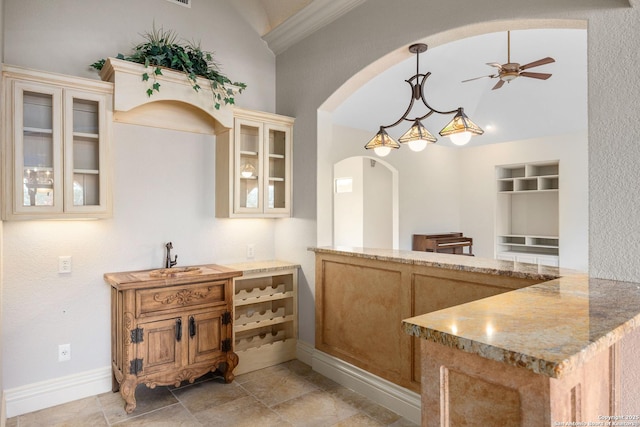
[149,266,202,278]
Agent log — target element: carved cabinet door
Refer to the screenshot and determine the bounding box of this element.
[136,317,184,376]
[188,308,229,365]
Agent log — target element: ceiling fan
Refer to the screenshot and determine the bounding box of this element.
[463,31,556,90]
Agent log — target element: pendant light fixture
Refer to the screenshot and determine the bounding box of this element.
[364,43,483,156]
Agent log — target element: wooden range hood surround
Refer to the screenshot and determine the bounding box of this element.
[98,57,233,134]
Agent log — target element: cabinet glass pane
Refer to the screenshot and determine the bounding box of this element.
[23,92,54,207]
[72,98,100,206]
[73,99,99,134]
[73,136,99,171]
[268,128,287,209]
[73,173,99,206]
[239,124,259,153]
[240,178,259,208]
[238,123,260,209]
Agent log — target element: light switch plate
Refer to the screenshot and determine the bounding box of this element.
[58,256,72,273]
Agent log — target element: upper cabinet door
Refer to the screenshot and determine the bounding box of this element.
[11,80,64,216]
[234,118,264,215]
[263,122,291,216]
[63,89,110,215]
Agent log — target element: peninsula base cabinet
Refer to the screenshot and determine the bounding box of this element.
[105,265,242,414]
[419,339,619,426]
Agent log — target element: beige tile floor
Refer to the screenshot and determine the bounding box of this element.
[6,360,418,426]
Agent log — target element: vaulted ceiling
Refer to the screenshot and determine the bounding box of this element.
[229,1,587,147]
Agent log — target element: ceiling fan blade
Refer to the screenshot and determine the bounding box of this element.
[486,62,503,69]
[520,57,555,70]
[492,79,506,90]
[520,71,552,80]
[462,74,495,83]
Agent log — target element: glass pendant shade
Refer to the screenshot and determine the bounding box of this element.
[364,128,400,157]
[439,108,484,146]
[398,120,437,152]
[240,163,256,178]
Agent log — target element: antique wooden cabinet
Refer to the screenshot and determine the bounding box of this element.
[105,264,242,413]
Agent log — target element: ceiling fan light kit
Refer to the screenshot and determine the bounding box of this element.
[364,43,483,156]
[463,31,556,90]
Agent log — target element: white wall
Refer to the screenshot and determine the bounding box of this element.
[330,126,588,270]
[1,0,278,415]
[330,124,461,250]
[1,0,5,422]
[363,159,392,249]
[459,131,588,271]
[333,157,363,246]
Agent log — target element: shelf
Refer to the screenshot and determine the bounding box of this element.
[73,131,99,139]
[234,314,294,333]
[239,150,258,157]
[235,306,285,326]
[234,283,293,306]
[73,169,99,175]
[269,177,285,182]
[235,329,286,351]
[269,153,285,159]
[23,127,53,135]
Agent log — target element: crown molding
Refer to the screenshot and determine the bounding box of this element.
[262,0,366,55]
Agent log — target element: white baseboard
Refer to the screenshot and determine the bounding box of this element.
[2,390,6,427]
[4,366,112,418]
[297,341,420,425]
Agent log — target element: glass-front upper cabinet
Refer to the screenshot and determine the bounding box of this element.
[3,65,112,220]
[217,109,293,218]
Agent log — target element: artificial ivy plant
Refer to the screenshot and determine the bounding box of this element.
[91,26,246,109]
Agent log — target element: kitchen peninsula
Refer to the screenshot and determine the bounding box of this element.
[312,247,640,426]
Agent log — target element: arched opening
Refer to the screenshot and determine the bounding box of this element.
[318,20,588,271]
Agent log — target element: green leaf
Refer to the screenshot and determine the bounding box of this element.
[116,53,125,60]
[152,82,161,91]
[146,88,153,97]
[142,73,149,82]
[154,67,163,75]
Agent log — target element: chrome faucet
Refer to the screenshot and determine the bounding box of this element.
[165,242,178,268]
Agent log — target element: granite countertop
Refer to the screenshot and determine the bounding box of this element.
[223,260,300,275]
[311,246,640,379]
[310,246,563,281]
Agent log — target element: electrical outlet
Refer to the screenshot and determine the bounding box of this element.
[247,244,255,259]
[58,344,71,362]
[58,256,72,273]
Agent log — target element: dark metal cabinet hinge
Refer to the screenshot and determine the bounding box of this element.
[130,327,144,344]
[221,311,232,325]
[129,358,143,375]
[221,338,232,352]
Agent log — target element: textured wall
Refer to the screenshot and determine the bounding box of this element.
[274,0,639,410]
[1,0,278,394]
